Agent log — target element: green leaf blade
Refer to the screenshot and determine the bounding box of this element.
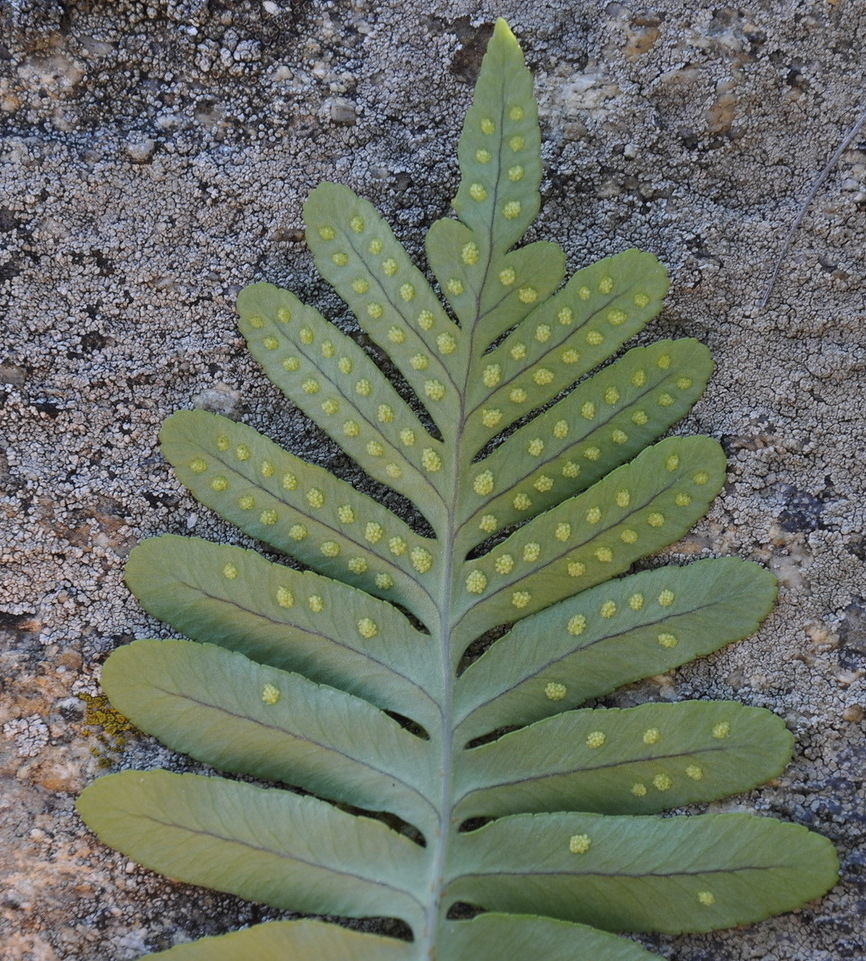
[77,770,427,929]
[454,701,793,820]
[302,183,461,439]
[454,435,727,646]
[463,249,670,452]
[455,557,777,739]
[125,535,442,727]
[102,639,437,833]
[444,914,660,961]
[141,920,418,961]
[160,409,440,625]
[448,811,839,934]
[458,339,714,547]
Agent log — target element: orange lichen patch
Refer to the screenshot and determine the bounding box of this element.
[79,693,138,767]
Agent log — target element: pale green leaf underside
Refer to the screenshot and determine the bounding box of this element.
[102,639,436,833]
[448,812,839,935]
[77,770,426,930]
[142,920,416,961]
[79,16,838,961]
[124,535,442,726]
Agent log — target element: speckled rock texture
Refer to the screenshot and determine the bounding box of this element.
[1,1,864,959]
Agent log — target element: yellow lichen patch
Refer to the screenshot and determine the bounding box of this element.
[545,682,567,701]
[643,728,660,745]
[586,731,606,749]
[357,617,378,638]
[567,614,586,635]
[80,692,138,764]
[261,684,281,705]
[568,834,591,854]
[466,570,488,594]
[308,595,325,613]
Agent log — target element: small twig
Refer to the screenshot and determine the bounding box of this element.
[760,101,866,308]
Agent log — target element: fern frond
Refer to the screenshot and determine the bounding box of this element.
[78,17,837,961]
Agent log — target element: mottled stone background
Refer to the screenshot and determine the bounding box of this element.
[1,0,864,958]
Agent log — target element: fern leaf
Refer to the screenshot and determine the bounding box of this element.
[237,279,446,526]
[444,915,660,961]
[453,701,793,819]
[78,770,427,929]
[453,436,726,649]
[141,920,417,961]
[125,536,442,724]
[160,410,440,624]
[455,557,777,738]
[448,811,839,934]
[77,17,838,961]
[101,640,437,832]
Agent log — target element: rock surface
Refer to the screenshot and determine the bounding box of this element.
[1,1,864,959]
